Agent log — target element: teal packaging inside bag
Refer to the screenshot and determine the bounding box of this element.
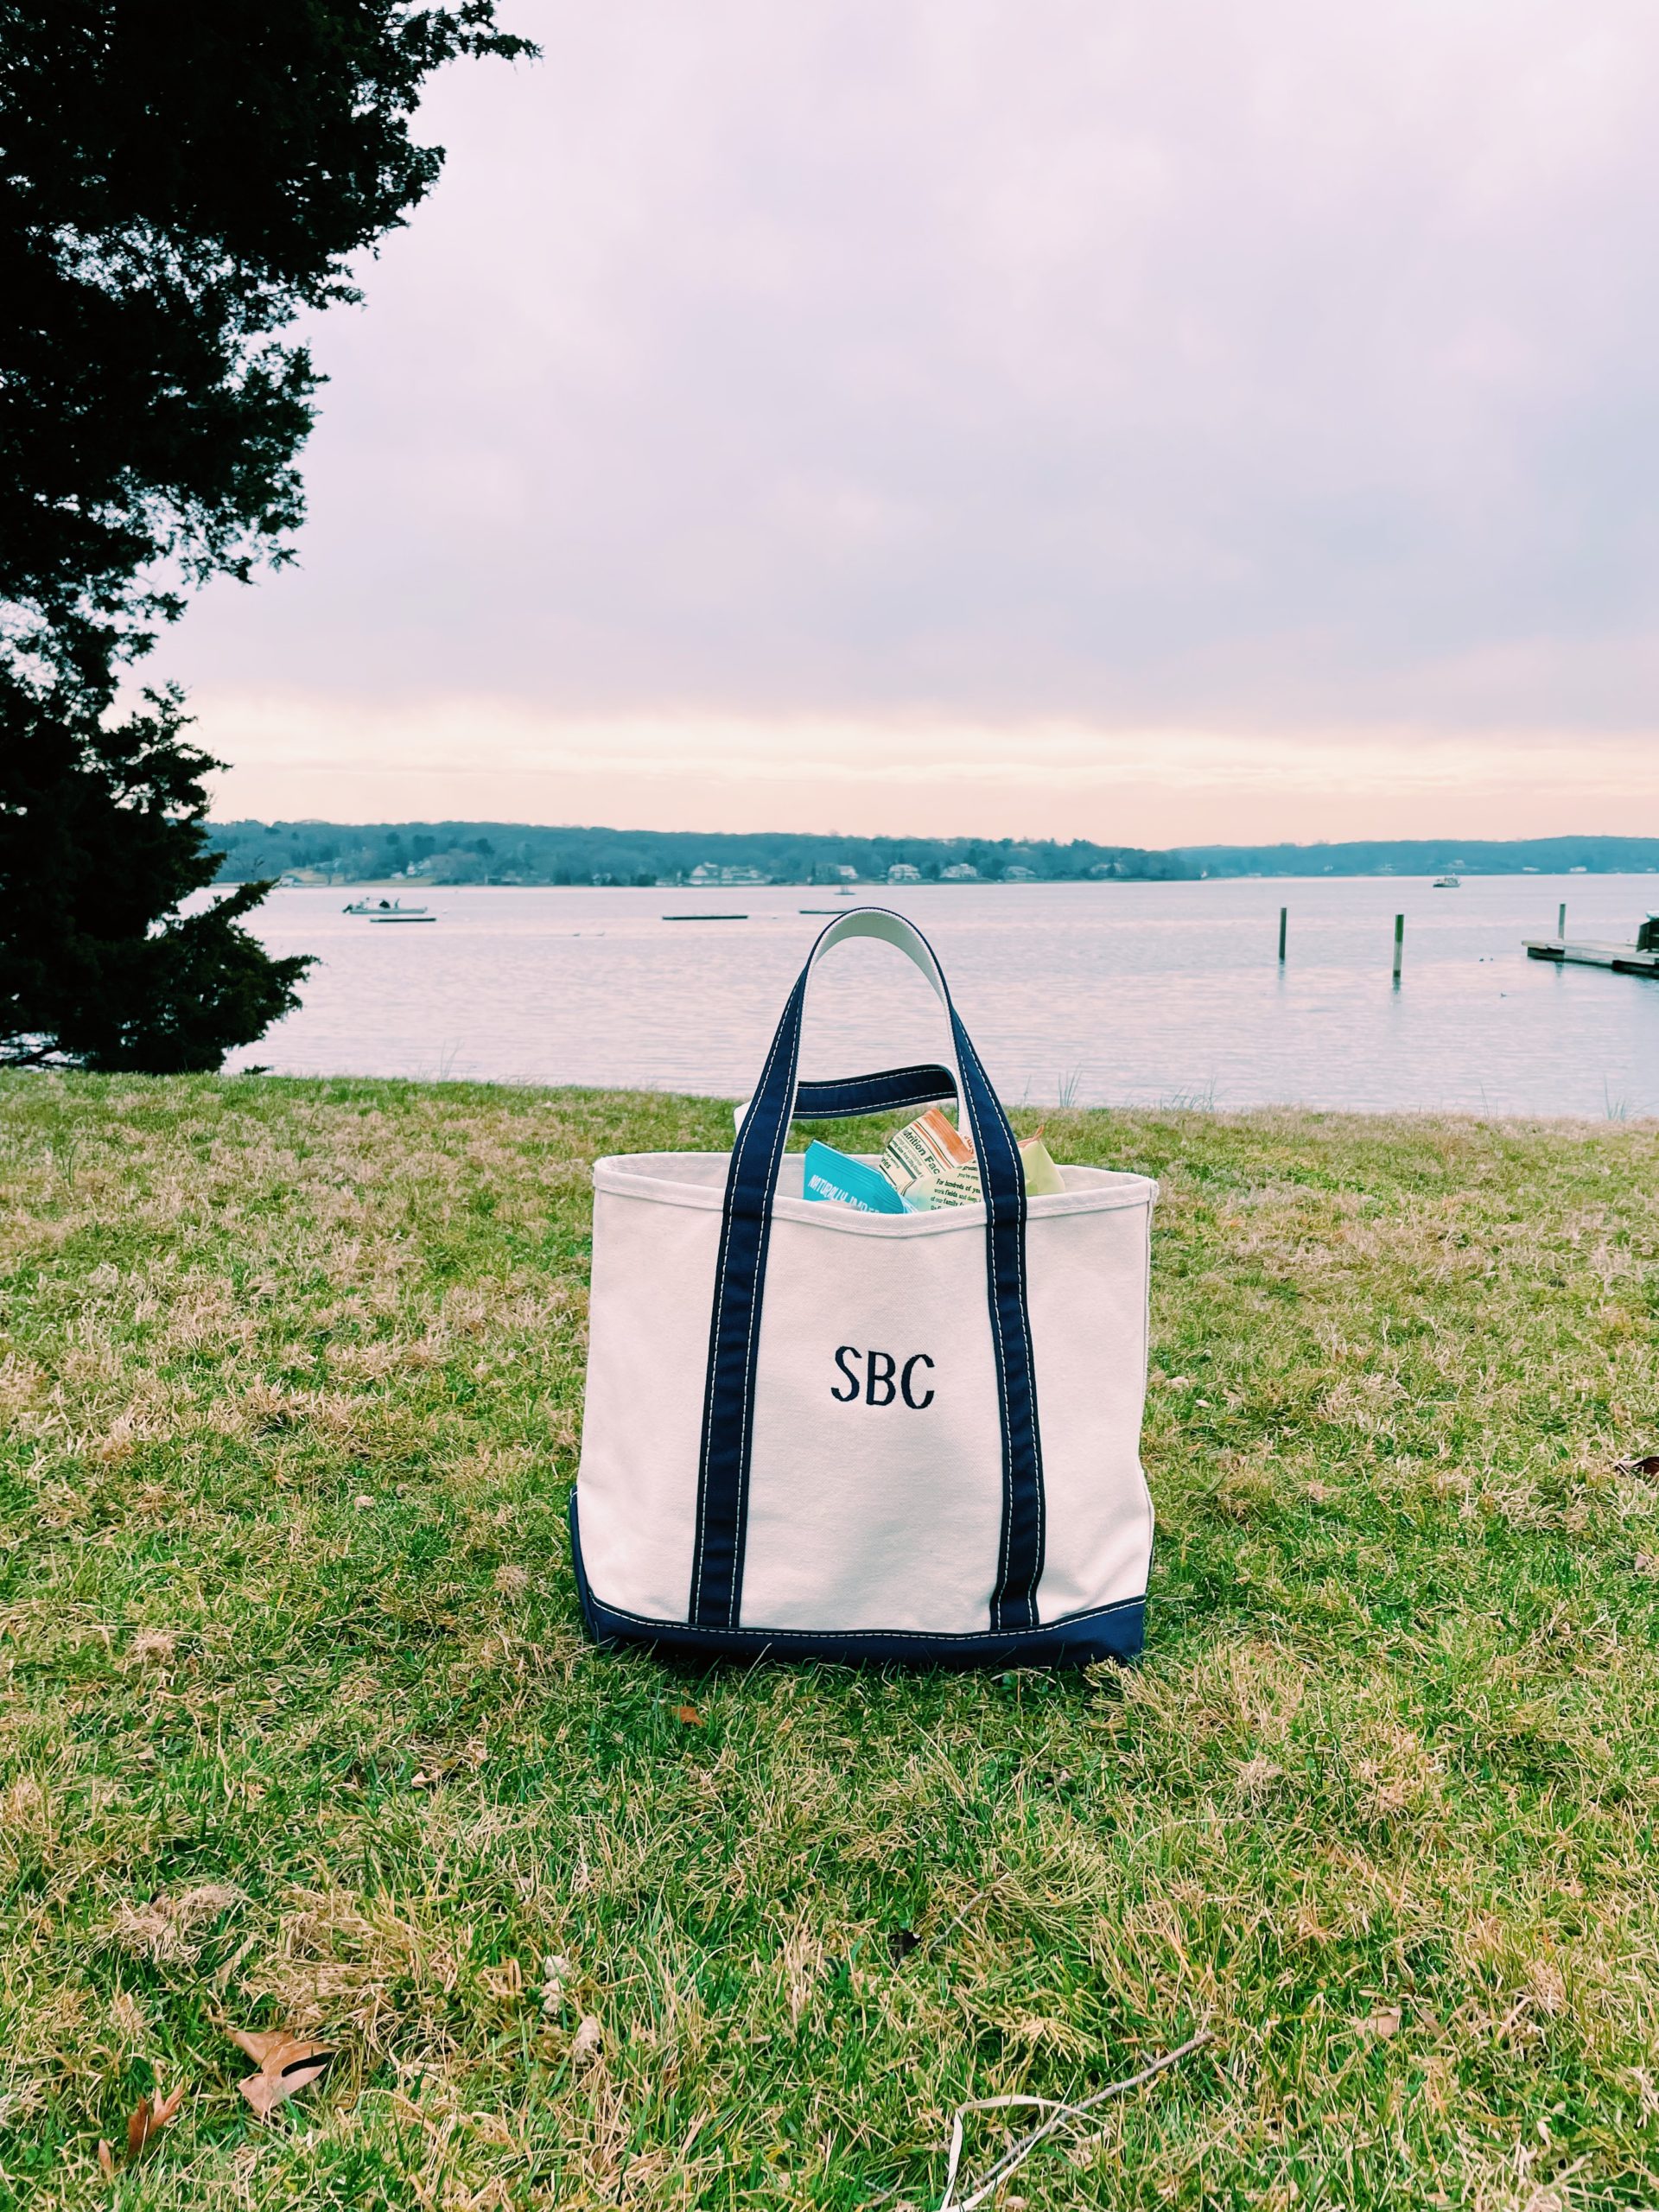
[801,1140,909,1213]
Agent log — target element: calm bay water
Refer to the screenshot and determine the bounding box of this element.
[226,876,1659,1118]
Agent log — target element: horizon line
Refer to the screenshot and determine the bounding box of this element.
[207,818,1659,855]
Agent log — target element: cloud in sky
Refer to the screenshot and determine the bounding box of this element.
[166,0,1659,838]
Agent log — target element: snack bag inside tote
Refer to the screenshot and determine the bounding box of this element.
[906,1134,1064,1210]
[876,1108,1065,1211]
[874,1107,973,1195]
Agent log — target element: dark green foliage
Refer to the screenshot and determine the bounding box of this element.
[1176,835,1659,877]
[207,820,1659,887]
[0,1,535,1067]
[0,0,536,661]
[207,819,1192,886]
[0,664,311,1070]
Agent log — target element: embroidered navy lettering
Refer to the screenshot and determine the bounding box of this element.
[901,1352,936,1409]
[830,1346,936,1405]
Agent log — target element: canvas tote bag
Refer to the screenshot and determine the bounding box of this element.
[571,908,1156,1666]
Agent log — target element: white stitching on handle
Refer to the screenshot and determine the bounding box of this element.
[953,1012,1015,1631]
[692,970,798,1620]
[729,985,802,1625]
[798,1062,950,1099]
[956,1012,1043,1630]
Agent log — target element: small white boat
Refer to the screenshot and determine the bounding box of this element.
[344,897,431,919]
[1432,874,1461,889]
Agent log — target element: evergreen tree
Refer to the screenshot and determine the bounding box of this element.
[0,666,310,1070]
[0,1,536,1069]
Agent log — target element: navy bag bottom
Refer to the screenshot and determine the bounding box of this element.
[568,1494,1144,1669]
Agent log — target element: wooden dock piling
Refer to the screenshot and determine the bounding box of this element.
[1278,906,1287,963]
[1392,913,1404,987]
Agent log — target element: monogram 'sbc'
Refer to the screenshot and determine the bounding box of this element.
[830,1346,936,1408]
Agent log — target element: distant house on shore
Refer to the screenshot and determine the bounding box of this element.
[1003,865,1035,880]
[940,862,978,880]
[887,862,921,883]
[689,861,770,887]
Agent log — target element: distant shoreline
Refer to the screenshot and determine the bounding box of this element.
[207,820,1659,893]
[230,865,1659,893]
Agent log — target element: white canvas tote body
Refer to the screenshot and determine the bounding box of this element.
[572,909,1156,1666]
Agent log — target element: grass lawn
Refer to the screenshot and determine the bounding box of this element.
[2,1075,1657,2211]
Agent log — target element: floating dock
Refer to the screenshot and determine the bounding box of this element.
[1524,937,1659,976]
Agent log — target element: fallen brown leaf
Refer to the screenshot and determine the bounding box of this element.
[98,2140,116,2178]
[570,2015,602,2063]
[226,2026,336,2118]
[1357,2005,1402,2037]
[674,1704,702,1726]
[127,2082,187,2161]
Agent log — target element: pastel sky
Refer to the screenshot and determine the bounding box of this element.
[166,0,1659,843]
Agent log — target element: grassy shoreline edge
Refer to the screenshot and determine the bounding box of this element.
[2,1076,1656,2209]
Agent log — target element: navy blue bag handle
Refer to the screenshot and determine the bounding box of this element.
[689,908,1046,1635]
[787,1062,957,1122]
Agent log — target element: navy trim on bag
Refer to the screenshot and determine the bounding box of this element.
[572,1495,1137,1668]
[792,1063,957,1121]
[688,909,1046,1636]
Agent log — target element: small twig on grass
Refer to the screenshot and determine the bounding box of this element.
[921,1873,1008,1957]
[937,2027,1211,2210]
